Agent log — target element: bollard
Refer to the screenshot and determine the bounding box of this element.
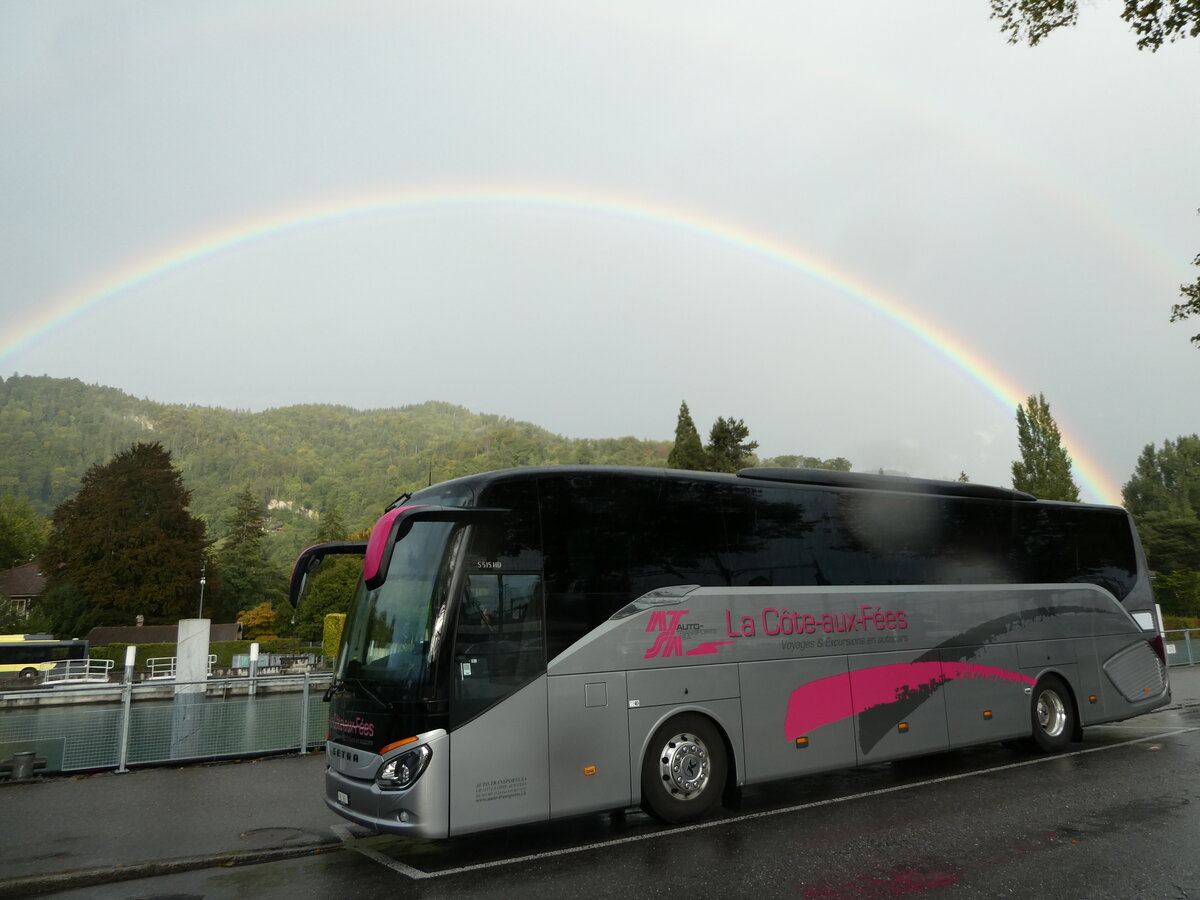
[249,642,260,698]
[116,645,137,773]
[10,752,36,780]
[299,672,310,754]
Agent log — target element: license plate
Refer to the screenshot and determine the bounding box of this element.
[337,791,349,806]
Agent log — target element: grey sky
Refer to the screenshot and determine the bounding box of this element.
[2,1,1197,504]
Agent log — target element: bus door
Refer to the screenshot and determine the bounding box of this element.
[448,570,551,834]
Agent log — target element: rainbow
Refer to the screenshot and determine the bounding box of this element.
[0,184,1122,504]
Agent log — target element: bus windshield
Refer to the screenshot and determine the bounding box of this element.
[338,521,463,699]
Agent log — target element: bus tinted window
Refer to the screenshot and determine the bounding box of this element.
[490,471,1136,661]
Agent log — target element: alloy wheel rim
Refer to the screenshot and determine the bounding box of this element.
[658,731,710,800]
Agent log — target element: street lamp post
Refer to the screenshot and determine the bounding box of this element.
[198,565,207,619]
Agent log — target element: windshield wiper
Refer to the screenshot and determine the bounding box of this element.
[386,492,412,512]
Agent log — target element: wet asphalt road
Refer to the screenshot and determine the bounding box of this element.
[8,672,1200,900]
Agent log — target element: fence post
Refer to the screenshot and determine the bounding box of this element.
[116,645,137,773]
[1187,630,1195,667]
[299,672,310,755]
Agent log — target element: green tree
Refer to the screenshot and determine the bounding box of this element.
[990,0,1199,51]
[1010,394,1080,501]
[0,594,25,633]
[215,487,284,622]
[1154,569,1200,618]
[36,582,96,637]
[1122,436,1200,616]
[706,417,759,474]
[1170,250,1200,347]
[1123,436,1200,520]
[666,402,707,471]
[0,495,47,570]
[41,443,208,630]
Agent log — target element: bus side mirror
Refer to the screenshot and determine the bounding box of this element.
[364,506,509,591]
[288,541,368,608]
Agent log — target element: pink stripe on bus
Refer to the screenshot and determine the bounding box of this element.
[784,662,1036,741]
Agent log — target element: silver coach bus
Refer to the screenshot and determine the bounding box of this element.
[290,466,1170,838]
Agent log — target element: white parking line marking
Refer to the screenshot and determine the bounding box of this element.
[331,823,430,879]
[341,726,1200,881]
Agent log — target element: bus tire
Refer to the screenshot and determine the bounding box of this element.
[640,713,727,825]
[1030,675,1076,753]
[18,667,37,680]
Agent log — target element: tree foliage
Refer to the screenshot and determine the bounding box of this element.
[238,601,279,641]
[1122,435,1200,614]
[0,376,674,571]
[666,402,707,471]
[294,513,364,641]
[0,495,46,570]
[0,595,26,633]
[1123,435,1200,519]
[1121,435,1200,615]
[41,443,208,631]
[990,0,1199,51]
[1010,394,1080,501]
[706,417,760,474]
[1170,250,1200,347]
[215,487,284,621]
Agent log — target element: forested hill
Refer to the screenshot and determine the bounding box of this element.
[0,374,673,564]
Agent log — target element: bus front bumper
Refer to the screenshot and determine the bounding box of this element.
[325,733,450,839]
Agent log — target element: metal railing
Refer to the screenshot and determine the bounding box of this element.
[1165,628,1200,667]
[41,659,115,685]
[144,655,217,679]
[0,672,332,776]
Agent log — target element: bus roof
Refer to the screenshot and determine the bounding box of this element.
[736,467,1038,502]
[409,465,1062,506]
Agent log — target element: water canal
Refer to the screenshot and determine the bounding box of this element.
[0,675,331,773]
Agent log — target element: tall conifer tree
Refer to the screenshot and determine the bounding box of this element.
[216,487,284,621]
[1010,394,1080,501]
[667,402,707,470]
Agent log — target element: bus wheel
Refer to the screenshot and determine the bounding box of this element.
[640,714,727,825]
[1030,675,1076,753]
[18,667,37,680]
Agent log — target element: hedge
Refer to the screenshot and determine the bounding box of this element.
[323,614,346,660]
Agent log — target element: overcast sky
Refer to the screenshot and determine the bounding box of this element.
[2,1,1197,505]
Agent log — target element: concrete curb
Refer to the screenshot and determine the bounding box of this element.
[0,842,344,898]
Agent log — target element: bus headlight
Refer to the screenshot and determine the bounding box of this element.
[376,744,432,791]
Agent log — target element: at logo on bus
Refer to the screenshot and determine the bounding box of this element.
[643,611,734,659]
[644,610,689,659]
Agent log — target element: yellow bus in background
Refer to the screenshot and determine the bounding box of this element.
[0,634,89,680]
